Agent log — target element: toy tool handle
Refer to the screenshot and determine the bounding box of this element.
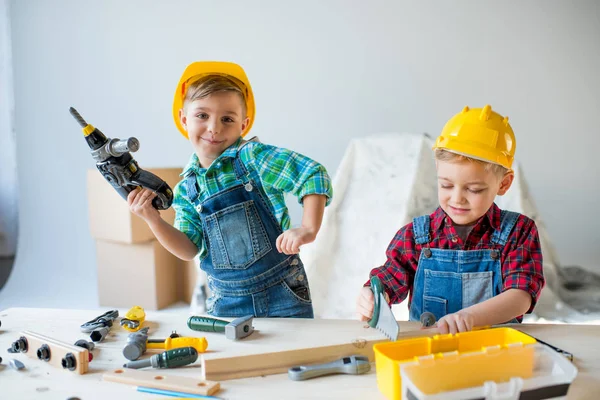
[187,316,228,333]
[147,337,208,353]
[368,276,384,328]
[130,169,173,210]
[157,347,198,368]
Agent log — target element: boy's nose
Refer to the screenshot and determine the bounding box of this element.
[451,190,465,204]
[208,120,221,135]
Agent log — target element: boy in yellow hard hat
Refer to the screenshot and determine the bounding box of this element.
[356,105,545,333]
[128,61,332,318]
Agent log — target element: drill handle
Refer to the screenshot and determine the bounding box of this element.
[130,169,174,210]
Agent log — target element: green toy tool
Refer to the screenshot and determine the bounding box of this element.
[187,315,254,340]
[122,347,198,369]
[368,276,399,341]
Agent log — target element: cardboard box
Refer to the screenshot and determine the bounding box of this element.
[87,168,183,243]
[96,240,188,310]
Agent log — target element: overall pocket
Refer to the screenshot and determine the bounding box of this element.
[462,271,494,308]
[423,269,459,320]
[281,264,312,304]
[423,295,447,321]
[204,200,271,269]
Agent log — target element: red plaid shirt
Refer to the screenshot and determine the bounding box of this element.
[368,203,545,318]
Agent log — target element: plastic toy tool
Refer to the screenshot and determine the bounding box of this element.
[368,276,399,341]
[288,355,371,381]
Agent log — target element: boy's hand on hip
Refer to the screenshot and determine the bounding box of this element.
[436,310,475,335]
[276,226,316,255]
[356,286,375,321]
[127,187,160,223]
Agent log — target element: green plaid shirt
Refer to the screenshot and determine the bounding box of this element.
[172,138,333,259]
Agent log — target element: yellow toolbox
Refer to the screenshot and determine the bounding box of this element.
[373,327,537,400]
[399,343,577,399]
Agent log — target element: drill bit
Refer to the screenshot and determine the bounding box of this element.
[69,107,88,127]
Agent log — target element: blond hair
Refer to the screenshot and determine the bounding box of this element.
[434,149,508,177]
[183,75,247,115]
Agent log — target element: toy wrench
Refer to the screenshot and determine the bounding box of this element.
[288,355,371,381]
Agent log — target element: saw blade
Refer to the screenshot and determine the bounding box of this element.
[375,293,399,341]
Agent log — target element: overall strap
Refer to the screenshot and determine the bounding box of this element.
[232,141,252,183]
[490,210,520,246]
[413,215,431,245]
[184,172,202,209]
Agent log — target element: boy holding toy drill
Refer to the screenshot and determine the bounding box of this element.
[129,61,332,318]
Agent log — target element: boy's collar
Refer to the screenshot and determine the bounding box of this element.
[485,203,502,230]
[181,137,245,177]
[219,137,245,160]
[434,203,501,231]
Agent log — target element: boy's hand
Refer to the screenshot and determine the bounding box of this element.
[436,310,475,335]
[127,187,160,223]
[356,286,390,321]
[356,287,375,321]
[276,226,316,255]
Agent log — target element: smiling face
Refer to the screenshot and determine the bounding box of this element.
[436,158,514,225]
[179,91,249,167]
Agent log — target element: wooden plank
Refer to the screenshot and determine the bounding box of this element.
[15,330,89,374]
[202,337,387,381]
[198,318,424,381]
[103,368,220,396]
[200,321,433,381]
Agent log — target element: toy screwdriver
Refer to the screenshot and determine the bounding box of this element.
[123,347,198,369]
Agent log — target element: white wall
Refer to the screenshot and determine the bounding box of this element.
[1,0,599,308]
[0,0,17,257]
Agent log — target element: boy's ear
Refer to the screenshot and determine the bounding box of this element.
[179,109,187,130]
[241,116,250,133]
[497,171,514,196]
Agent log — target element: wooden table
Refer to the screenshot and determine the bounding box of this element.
[0,307,598,399]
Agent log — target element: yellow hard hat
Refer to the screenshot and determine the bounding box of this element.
[172,61,255,139]
[433,105,516,170]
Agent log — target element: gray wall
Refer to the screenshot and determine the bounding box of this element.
[0,0,17,257]
[1,0,599,308]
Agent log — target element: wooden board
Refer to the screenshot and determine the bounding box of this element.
[103,368,220,396]
[16,330,89,374]
[199,317,423,381]
[202,337,384,381]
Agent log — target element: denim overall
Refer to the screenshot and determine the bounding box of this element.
[184,146,314,318]
[409,210,519,323]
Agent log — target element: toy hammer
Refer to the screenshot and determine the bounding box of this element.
[187,315,254,340]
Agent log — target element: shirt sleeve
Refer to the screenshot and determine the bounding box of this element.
[501,217,545,313]
[366,223,418,304]
[172,177,205,258]
[247,143,333,206]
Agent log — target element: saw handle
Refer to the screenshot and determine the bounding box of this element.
[368,276,385,328]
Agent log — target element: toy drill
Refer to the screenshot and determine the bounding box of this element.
[70,107,173,210]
